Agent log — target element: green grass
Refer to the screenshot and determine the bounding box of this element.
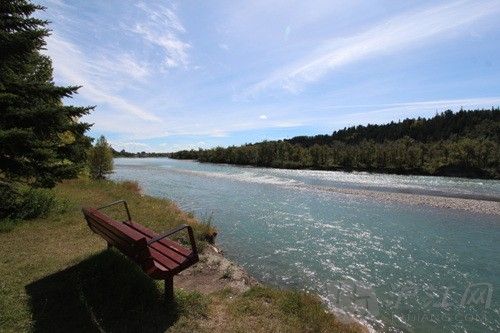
[0,179,366,333]
[216,287,365,333]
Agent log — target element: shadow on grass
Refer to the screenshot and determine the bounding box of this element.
[26,250,179,333]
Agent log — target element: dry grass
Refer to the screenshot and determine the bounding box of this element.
[0,179,366,333]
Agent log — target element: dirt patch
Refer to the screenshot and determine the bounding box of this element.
[175,244,259,294]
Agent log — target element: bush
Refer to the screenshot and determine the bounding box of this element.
[0,185,19,219]
[18,188,56,219]
[0,185,55,220]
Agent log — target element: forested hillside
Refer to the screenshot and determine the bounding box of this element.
[169,109,500,179]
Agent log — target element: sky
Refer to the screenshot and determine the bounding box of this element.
[37,0,500,152]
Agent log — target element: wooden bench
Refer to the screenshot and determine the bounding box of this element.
[82,200,199,300]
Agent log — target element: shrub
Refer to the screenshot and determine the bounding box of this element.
[0,184,19,219]
[0,185,55,221]
[18,188,56,219]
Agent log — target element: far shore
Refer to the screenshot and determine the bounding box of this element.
[314,186,500,216]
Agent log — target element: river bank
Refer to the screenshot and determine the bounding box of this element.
[0,178,367,332]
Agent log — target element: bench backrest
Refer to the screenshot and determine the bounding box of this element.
[82,208,153,267]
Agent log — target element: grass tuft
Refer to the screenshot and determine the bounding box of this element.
[222,286,367,333]
[195,212,218,244]
[121,180,142,194]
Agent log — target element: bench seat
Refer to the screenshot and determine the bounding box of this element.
[123,220,196,278]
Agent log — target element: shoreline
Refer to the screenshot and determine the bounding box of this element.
[172,188,496,333]
[311,185,500,216]
[164,157,499,181]
[176,243,372,332]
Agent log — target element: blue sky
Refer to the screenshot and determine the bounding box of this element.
[38,0,500,152]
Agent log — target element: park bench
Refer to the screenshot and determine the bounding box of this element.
[82,200,199,300]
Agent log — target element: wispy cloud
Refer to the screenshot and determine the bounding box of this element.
[91,54,150,81]
[132,2,190,68]
[113,142,152,152]
[45,33,160,122]
[157,141,209,153]
[243,0,500,97]
[271,96,500,129]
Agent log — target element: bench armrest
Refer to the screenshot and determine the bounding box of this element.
[97,200,132,222]
[147,224,198,255]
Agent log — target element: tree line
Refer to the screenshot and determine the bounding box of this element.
[169,109,500,179]
[112,149,169,158]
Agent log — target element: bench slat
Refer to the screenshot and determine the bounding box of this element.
[149,248,182,271]
[88,220,130,247]
[85,209,147,242]
[124,221,192,257]
[124,221,192,264]
[87,214,137,246]
[88,220,145,259]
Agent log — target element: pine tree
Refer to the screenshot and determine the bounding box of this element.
[89,136,113,180]
[0,1,93,190]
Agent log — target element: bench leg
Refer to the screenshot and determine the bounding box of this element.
[164,276,174,302]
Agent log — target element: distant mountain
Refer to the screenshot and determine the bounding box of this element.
[170,108,500,179]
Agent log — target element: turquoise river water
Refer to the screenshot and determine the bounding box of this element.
[111,158,499,333]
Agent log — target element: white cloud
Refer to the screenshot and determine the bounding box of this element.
[92,54,150,81]
[210,130,229,138]
[315,97,500,112]
[259,114,268,119]
[45,34,160,122]
[158,141,209,152]
[243,0,500,97]
[274,96,500,129]
[95,95,500,146]
[112,142,152,152]
[133,2,190,68]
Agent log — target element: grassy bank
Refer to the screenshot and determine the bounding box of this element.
[0,179,365,332]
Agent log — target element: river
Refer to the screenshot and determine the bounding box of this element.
[111,157,499,332]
